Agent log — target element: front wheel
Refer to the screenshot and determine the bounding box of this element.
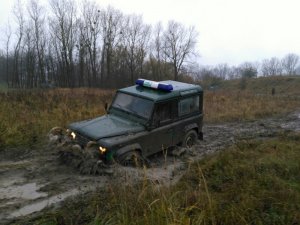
[183,130,198,148]
[117,151,146,167]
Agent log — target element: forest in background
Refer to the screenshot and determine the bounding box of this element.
[0,0,299,89]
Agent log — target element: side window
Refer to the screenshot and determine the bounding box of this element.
[178,95,199,116]
[153,102,172,126]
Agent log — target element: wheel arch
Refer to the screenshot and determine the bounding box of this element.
[114,143,143,159]
[184,123,203,140]
[184,123,198,134]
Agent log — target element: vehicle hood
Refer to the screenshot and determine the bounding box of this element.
[68,114,145,140]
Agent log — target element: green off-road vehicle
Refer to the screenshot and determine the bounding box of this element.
[50,79,203,173]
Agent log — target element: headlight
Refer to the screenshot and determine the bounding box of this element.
[99,146,106,154]
[71,132,76,140]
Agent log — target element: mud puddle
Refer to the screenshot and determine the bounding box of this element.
[0,182,47,199]
[8,188,84,219]
[0,153,109,224]
[0,110,299,224]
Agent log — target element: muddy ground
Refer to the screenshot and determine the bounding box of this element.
[0,111,299,224]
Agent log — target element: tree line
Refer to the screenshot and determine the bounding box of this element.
[194,53,300,80]
[188,53,299,88]
[0,0,299,89]
[0,0,198,88]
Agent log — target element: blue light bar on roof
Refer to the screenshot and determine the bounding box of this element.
[136,79,173,92]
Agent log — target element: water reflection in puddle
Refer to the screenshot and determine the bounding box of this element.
[0,183,47,200]
[8,188,81,218]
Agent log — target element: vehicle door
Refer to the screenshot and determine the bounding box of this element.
[172,94,201,144]
[144,100,176,155]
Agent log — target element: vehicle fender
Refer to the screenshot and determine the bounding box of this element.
[184,123,198,133]
[114,143,142,158]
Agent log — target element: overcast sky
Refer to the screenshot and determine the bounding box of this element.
[0,0,300,66]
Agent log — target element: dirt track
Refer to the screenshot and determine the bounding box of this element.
[0,111,299,224]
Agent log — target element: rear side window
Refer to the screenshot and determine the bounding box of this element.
[153,102,172,125]
[178,95,199,116]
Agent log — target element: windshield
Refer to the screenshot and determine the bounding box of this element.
[111,92,154,119]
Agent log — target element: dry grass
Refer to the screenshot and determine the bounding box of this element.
[218,76,300,96]
[19,132,300,225]
[3,77,300,225]
[0,88,114,148]
[0,85,299,148]
[204,90,300,123]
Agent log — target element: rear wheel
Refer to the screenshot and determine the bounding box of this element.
[183,130,198,148]
[118,151,145,167]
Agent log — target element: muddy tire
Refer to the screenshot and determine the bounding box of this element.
[57,146,84,168]
[78,147,105,175]
[57,144,108,175]
[79,159,105,175]
[118,151,146,167]
[183,130,198,148]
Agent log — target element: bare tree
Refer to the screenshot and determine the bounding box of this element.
[100,6,124,84]
[49,0,77,87]
[123,15,151,83]
[296,65,300,75]
[23,22,36,88]
[1,0,205,88]
[0,51,4,81]
[239,62,258,78]
[213,63,230,80]
[193,65,224,89]
[27,0,46,86]
[282,53,299,75]
[261,59,270,76]
[80,0,102,86]
[270,57,283,75]
[261,57,282,76]
[228,66,241,79]
[2,21,12,87]
[149,22,164,80]
[77,19,87,86]
[163,21,198,81]
[12,0,25,88]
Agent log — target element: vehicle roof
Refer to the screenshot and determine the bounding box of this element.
[119,80,203,101]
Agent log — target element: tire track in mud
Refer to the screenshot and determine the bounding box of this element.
[0,111,299,224]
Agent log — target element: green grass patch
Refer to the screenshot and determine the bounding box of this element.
[190,133,300,224]
[20,132,300,225]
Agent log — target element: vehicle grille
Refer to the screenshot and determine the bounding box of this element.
[75,133,90,147]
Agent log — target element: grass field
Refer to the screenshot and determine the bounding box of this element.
[2,76,300,225]
[18,132,300,225]
[0,89,114,148]
[1,77,300,148]
[204,90,299,123]
[217,76,300,96]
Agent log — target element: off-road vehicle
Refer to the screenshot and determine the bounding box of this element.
[50,79,203,173]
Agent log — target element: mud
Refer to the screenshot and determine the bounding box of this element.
[0,110,299,224]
